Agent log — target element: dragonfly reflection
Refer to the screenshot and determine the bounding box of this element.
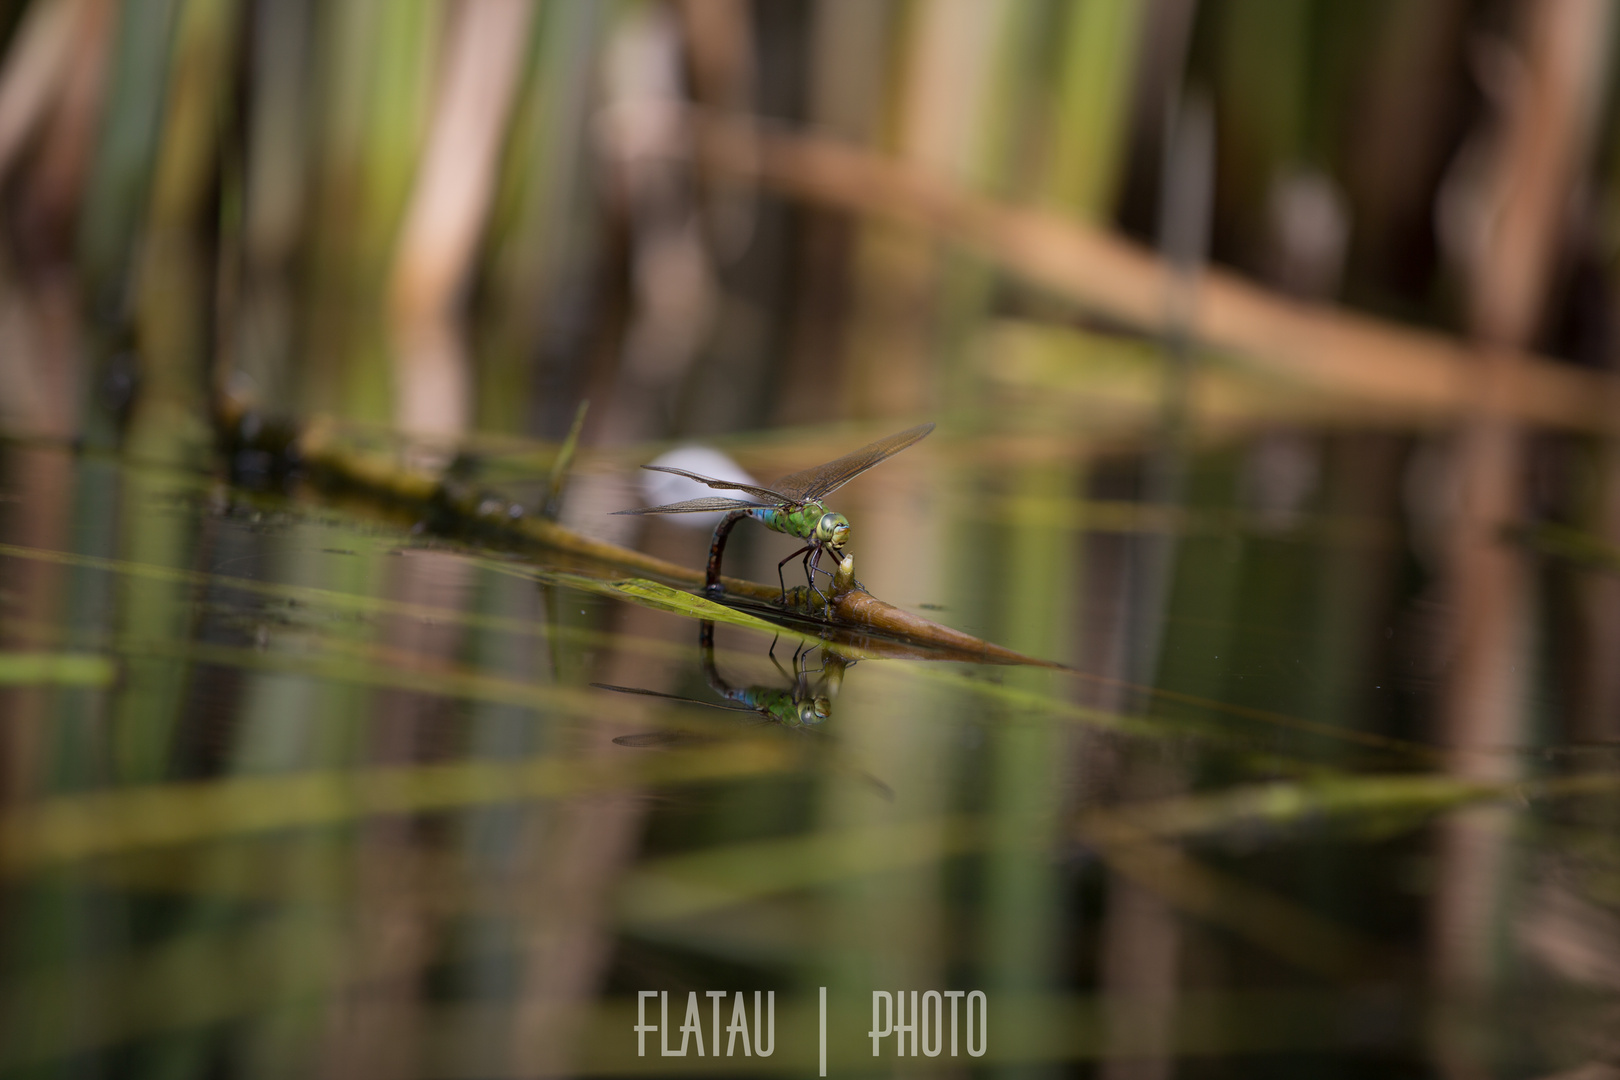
[595,622,889,797]
[596,622,849,742]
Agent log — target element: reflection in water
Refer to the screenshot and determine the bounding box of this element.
[0,429,1618,1075]
[597,619,893,799]
[600,620,843,739]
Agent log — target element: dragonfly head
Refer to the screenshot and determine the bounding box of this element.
[815,512,851,551]
[798,696,832,727]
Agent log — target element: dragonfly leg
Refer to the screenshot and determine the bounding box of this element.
[776,544,814,599]
[803,549,821,601]
[770,644,795,683]
[805,545,833,614]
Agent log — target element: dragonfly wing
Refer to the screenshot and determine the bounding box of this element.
[856,769,896,801]
[590,683,756,711]
[641,465,793,504]
[771,422,935,501]
[613,731,725,747]
[612,496,767,515]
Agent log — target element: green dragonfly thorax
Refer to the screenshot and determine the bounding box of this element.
[730,686,830,728]
[753,501,851,551]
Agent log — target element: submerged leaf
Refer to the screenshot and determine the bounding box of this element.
[0,652,116,686]
[0,742,798,872]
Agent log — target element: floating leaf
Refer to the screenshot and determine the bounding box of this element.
[606,578,795,635]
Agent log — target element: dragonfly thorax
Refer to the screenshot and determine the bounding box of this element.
[754,500,848,550]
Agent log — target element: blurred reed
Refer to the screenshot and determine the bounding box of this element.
[0,0,1615,441]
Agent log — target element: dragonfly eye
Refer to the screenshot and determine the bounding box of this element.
[800,698,830,726]
[816,512,850,548]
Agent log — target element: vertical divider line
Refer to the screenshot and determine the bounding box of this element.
[819,986,827,1075]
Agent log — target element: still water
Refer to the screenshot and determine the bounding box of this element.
[0,420,1615,1078]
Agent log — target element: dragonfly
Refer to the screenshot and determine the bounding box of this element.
[615,422,934,606]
